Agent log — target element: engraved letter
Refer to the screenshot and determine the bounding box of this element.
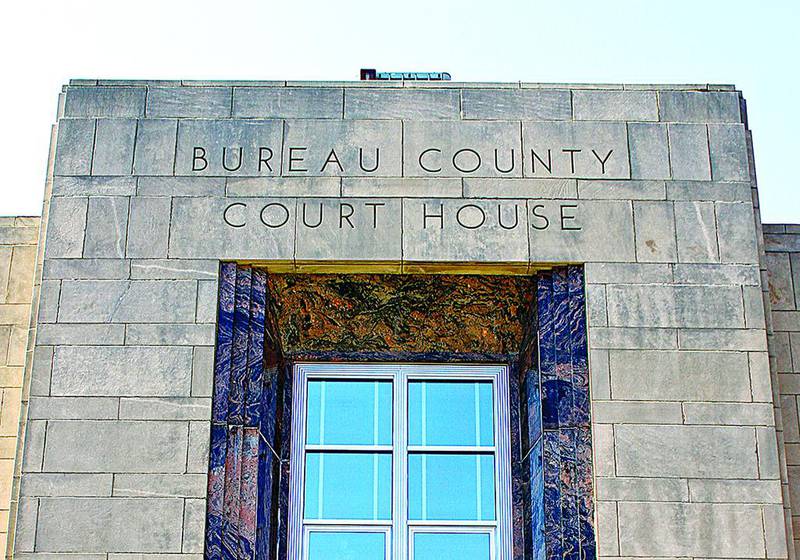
[456,204,486,229]
[560,204,581,230]
[453,149,481,173]
[562,149,582,175]
[259,147,274,172]
[419,148,442,173]
[260,203,290,228]
[320,149,345,173]
[339,203,355,228]
[530,149,552,174]
[591,149,614,175]
[192,147,208,172]
[364,202,385,228]
[223,147,243,172]
[423,203,444,229]
[494,149,515,174]
[288,147,307,172]
[223,202,247,228]
[498,204,519,230]
[531,204,549,230]
[359,147,380,173]
[302,203,323,228]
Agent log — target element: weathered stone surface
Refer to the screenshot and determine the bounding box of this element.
[618,502,763,557]
[615,424,757,478]
[227,177,340,197]
[92,119,136,175]
[83,197,129,258]
[528,200,635,262]
[284,119,402,177]
[43,421,188,473]
[64,87,146,118]
[36,497,184,552]
[133,119,177,175]
[54,119,95,176]
[578,179,664,200]
[709,123,749,181]
[168,197,294,260]
[52,177,136,196]
[119,397,210,420]
[404,121,521,178]
[592,401,683,424]
[683,402,774,425]
[124,324,214,346]
[20,473,113,497]
[465,178,576,199]
[137,177,225,196]
[632,201,677,262]
[688,478,781,503]
[574,90,657,121]
[42,258,129,280]
[112,474,206,497]
[147,87,232,118]
[462,89,571,120]
[57,280,196,323]
[674,201,719,263]
[345,178,462,198]
[51,346,192,396]
[596,477,689,501]
[44,196,87,258]
[628,123,671,179]
[345,89,459,119]
[716,201,759,264]
[609,350,751,401]
[127,197,171,258]
[668,124,711,180]
[175,120,282,176]
[234,87,342,118]
[658,90,741,123]
[402,199,528,263]
[295,198,402,262]
[666,180,751,202]
[523,122,630,179]
[36,324,125,346]
[28,397,119,420]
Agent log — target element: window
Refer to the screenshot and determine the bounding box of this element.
[288,364,513,560]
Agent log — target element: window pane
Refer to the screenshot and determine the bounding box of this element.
[307,380,392,446]
[304,452,391,520]
[308,531,385,560]
[408,381,494,446]
[408,454,495,520]
[413,533,490,560]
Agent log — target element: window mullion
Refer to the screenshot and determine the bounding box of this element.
[394,366,408,560]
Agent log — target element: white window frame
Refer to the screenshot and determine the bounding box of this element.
[287,363,513,560]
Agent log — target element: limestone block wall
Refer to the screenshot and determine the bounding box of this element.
[6,80,792,559]
[0,218,39,554]
[765,226,800,558]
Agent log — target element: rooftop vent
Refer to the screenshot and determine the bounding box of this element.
[360,69,452,81]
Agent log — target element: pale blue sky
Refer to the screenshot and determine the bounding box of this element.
[2,0,797,222]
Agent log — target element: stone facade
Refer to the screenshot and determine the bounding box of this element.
[0,218,39,556]
[2,80,795,558]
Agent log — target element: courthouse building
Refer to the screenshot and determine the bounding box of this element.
[3,78,800,559]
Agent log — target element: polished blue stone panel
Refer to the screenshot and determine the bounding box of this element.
[206,423,228,559]
[245,269,267,427]
[222,426,244,557]
[553,269,574,430]
[229,267,252,424]
[238,427,260,558]
[576,427,596,560]
[560,429,579,560]
[568,266,590,428]
[212,263,236,423]
[542,430,562,558]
